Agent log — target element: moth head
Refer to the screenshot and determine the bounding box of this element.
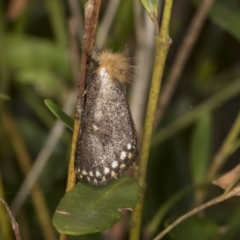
[96,50,134,84]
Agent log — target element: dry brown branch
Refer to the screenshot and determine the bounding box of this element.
[78,0,102,102]
[61,1,102,239]
[0,197,22,240]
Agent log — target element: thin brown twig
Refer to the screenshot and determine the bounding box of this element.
[61,1,101,239]
[78,0,102,103]
[153,187,240,240]
[154,0,215,127]
[0,197,22,240]
[65,0,102,191]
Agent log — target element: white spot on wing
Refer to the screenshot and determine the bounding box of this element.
[127,144,132,150]
[104,167,110,174]
[120,151,127,160]
[95,171,101,177]
[112,161,118,168]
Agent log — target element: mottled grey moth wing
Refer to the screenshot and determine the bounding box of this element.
[75,57,138,186]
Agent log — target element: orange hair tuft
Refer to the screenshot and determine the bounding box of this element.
[96,50,133,84]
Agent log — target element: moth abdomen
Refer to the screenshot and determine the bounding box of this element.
[75,49,138,186]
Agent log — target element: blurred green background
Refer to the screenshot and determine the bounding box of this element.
[1,0,240,239]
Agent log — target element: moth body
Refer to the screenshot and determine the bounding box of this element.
[75,50,138,186]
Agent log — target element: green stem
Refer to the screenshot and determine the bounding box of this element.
[129,1,173,239]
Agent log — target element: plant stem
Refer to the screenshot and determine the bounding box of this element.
[65,0,101,192]
[154,0,215,127]
[153,187,240,240]
[129,1,173,239]
[0,198,22,240]
[61,1,101,239]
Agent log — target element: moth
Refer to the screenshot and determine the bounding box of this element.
[75,49,138,186]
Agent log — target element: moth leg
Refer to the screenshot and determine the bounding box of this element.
[93,41,101,56]
[82,86,89,97]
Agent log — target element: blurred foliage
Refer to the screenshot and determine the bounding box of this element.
[0,0,240,240]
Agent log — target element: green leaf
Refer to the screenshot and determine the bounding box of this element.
[16,69,65,98]
[140,0,152,14]
[6,34,71,78]
[191,0,240,42]
[53,177,140,235]
[44,99,74,131]
[211,1,240,42]
[152,0,159,15]
[169,216,218,240]
[190,113,212,184]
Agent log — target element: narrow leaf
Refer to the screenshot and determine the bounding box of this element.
[191,0,240,42]
[210,1,240,42]
[44,99,74,130]
[190,113,212,184]
[6,34,71,78]
[152,0,159,15]
[140,0,152,14]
